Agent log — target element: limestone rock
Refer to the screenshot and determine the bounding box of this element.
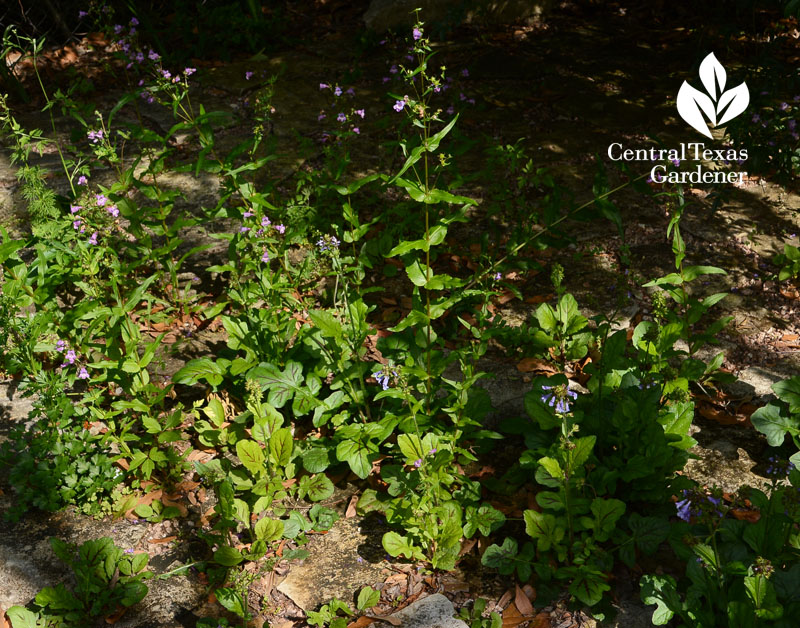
[389,593,467,628]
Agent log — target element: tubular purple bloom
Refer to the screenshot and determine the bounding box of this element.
[462,68,469,77]
[78,367,89,379]
[413,27,422,40]
[318,112,326,121]
[337,112,347,123]
[184,67,196,76]
[70,204,81,214]
[356,109,365,118]
[413,459,422,468]
[320,83,328,89]
[148,50,160,61]
[88,232,98,245]
[77,175,88,185]
[494,272,502,281]
[95,194,107,206]
[240,227,250,234]
[65,350,77,365]
[56,340,66,352]
[353,127,360,134]
[676,497,691,522]
[346,87,355,96]
[73,219,82,231]
[334,86,342,96]
[130,17,139,25]
[107,205,119,218]
[393,100,405,112]
[262,250,270,263]
[261,216,271,227]
[390,64,398,74]
[275,224,286,234]
[243,211,254,218]
[245,71,254,80]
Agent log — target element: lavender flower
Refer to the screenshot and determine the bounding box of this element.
[245,71,254,80]
[356,109,365,118]
[95,194,107,207]
[413,458,422,468]
[78,367,90,379]
[334,86,342,96]
[262,250,270,263]
[107,205,119,218]
[393,100,405,112]
[337,112,347,123]
[65,350,77,365]
[184,67,196,76]
[88,232,98,245]
[77,175,88,186]
[87,129,104,144]
[320,83,328,89]
[413,27,422,40]
[275,224,286,234]
[70,204,81,214]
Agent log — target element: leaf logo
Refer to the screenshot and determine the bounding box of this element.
[677,53,749,139]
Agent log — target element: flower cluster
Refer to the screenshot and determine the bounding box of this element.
[316,235,340,252]
[318,81,365,137]
[372,364,398,391]
[55,340,89,379]
[675,487,724,522]
[540,384,578,414]
[765,455,795,479]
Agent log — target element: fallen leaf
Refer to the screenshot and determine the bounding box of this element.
[516,357,558,374]
[531,612,552,628]
[148,536,177,544]
[366,614,402,626]
[731,508,761,523]
[104,606,127,624]
[160,495,188,517]
[515,584,534,616]
[502,602,531,628]
[497,589,514,609]
[346,494,359,518]
[347,618,375,628]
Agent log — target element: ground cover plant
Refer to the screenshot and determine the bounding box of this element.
[1,3,800,627]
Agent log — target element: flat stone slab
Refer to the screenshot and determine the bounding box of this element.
[276,517,386,611]
[388,594,467,628]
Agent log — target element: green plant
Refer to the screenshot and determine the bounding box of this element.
[773,244,800,284]
[6,537,151,628]
[456,598,502,628]
[306,598,353,628]
[750,375,800,467]
[642,468,800,627]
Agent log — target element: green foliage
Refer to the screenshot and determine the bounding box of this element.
[7,537,151,627]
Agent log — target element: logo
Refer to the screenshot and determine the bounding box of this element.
[677,53,749,139]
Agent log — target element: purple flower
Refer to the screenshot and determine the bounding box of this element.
[124,548,135,554]
[413,458,422,468]
[462,68,469,77]
[752,113,761,123]
[318,112,326,121]
[114,24,123,34]
[346,87,355,96]
[393,100,405,112]
[494,272,502,281]
[373,370,390,390]
[77,175,88,186]
[353,127,360,134]
[337,112,347,123]
[95,194,107,207]
[789,119,796,131]
[428,448,437,455]
[356,109,365,118]
[245,71,254,80]
[276,224,286,234]
[56,340,66,352]
[781,102,790,111]
[676,496,691,522]
[78,367,89,379]
[413,27,422,40]
[73,219,82,231]
[382,77,390,83]
[446,105,454,115]
[184,67,196,76]
[88,232,98,245]
[65,350,77,365]
[135,52,144,63]
[243,211,254,218]
[334,86,342,96]
[262,250,270,263]
[78,10,88,18]
[161,69,171,79]
[239,227,250,234]
[130,17,139,26]
[672,158,680,167]
[390,64,398,74]
[87,129,104,144]
[261,216,271,227]
[107,205,119,218]
[148,50,160,61]
[70,204,81,214]
[320,83,328,89]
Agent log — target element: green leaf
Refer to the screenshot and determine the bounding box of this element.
[640,574,681,625]
[566,436,595,474]
[6,606,40,628]
[464,504,506,537]
[203,398,226,427]
[269,428,294,467]
[173,358,224,388]
[569,569,610,606]
[214,546,244,567]
[629,513,670,554]
[773,376,800,414]
[302,447,332,473]
[250,361,319,414]
[34,583,82,611]
[254,517,284,542]
[681,265,727,281]
[536,303,558,333]
[216,587,247,618]
[357,586,380,611]
[382,531,423,560]
[236,439,265,475]
[481,537,519,575]
[523,510,565,551]
[336,439,372,479]
[538,456,563,481]
[309,310,343,339]
[589,498,625,542]
[301,473,335,502]
[751,403,796,447]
